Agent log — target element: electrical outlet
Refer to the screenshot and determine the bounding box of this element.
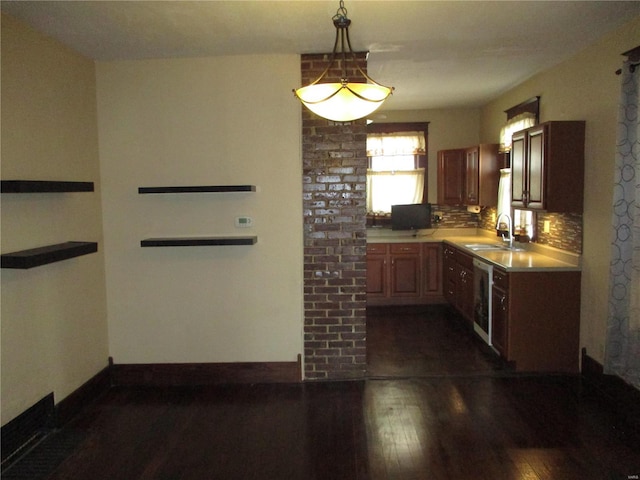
[543,220,551,233]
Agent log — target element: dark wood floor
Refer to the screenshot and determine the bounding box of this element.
[4,306,640,479]
[367,305,504,377]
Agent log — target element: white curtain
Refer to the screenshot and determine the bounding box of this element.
[366,132,425,156]
[366,131,426,213]
[605,59,640,389]
[496,168,512,232]
[499,112,536,153]
[367,169,424,213]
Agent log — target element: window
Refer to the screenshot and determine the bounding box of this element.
[366,123,428,215]
[499,112,536,153]
[499,96,539,153]
[514,209,535,240]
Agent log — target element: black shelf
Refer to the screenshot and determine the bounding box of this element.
[141,237,257,247]
[138,185,256,194]
[1,242,98,269]
[1,180,94,193]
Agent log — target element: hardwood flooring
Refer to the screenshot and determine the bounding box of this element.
[366,305,504,377]
[3,306,639,479]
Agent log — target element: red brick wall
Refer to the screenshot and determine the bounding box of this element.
[300,53,368,380]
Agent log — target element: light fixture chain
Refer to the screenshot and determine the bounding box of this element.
[333,0,348,22]
[293,0,394,122]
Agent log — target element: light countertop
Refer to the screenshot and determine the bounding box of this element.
[366,228,581,272]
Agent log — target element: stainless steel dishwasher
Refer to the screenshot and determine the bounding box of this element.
[472,258,493,347]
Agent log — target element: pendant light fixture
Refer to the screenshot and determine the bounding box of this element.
[293,1,394,122]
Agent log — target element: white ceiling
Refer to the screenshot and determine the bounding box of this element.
[2,1,639,111]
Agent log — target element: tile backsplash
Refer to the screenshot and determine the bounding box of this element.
[479,206,582,254]
[535,212,583,253]
[369,204,583,254]
[432,205,482,229]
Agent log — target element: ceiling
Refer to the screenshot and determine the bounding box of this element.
[2,1,639,112]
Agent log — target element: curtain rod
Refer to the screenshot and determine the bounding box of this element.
[616,45,640,75]
[616,62,639,75]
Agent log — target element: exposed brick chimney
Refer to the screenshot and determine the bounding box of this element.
[300,53,368,379]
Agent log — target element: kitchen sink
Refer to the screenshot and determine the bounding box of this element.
[464,243,505,251]
[464,243,527,252]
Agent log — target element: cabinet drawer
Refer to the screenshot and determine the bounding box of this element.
[390,243,421,254]
[443,246,456,259]
[493,268,508,289]
[456,250,474,270]
[367,244,388,255]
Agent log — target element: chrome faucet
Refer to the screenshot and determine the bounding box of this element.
[496,212,513,249]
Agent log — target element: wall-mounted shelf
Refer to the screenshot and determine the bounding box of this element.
[1,242,98,269]
[141,237,257,247]
[138,185,256,194]
[1,180,94,193]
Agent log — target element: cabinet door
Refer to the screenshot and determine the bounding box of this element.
[491,285,508,356]
[526,126,545,210]
[390,244,421,297]
[437,149,465,205]
[366,244,388,297]
[491,268,509,357]
[442,246,457,304]
[422,243,442,295]
[465,147,479,205]
[510,130,526,208]
[459,266,474,322]
[366,254,387,297]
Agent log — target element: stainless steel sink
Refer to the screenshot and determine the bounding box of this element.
[464,243,527,252]
[464,243,505,251]
[503,246,527,252]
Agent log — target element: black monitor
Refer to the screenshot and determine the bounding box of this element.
[391,203,432,231]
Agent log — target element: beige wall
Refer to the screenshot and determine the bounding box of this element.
[480,16,640,364]
[1,14,108,424]
[373,108,481,204]
[3,9,639,427]
[96,56,304,364]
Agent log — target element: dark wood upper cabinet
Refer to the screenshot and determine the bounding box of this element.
[465,147,480,205]
[511,130,526,208]
[438,144,499,206]
[510,121,585,213]
[437,149,465,205]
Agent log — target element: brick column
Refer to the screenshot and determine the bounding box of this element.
[300,53,368,380]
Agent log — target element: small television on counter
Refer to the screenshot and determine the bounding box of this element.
[391,203,432,231]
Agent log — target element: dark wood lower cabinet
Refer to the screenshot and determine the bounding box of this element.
[442,246,581,373]
[422,243,443,296]
[442,244,474,324]
[389,243,421,296]
[491,268,509,357]
[365,244,387,297]
[491,267,581,373]
[366,242,443,306]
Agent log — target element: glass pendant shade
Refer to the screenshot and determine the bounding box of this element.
[294,82,392,122]
[294,1,394,122]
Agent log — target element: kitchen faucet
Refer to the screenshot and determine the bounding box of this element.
[496,212,513,249]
